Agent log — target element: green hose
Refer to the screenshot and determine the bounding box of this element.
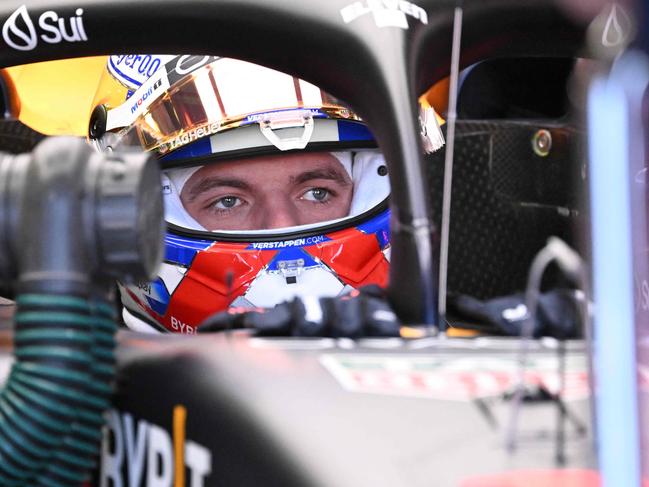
[0,293,117,486]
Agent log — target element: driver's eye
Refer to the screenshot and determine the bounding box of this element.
[215,196,240,209]
[303,188,330,202]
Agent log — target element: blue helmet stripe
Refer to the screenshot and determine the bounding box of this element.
[337,120,374,142]
[160,136,212,162]
[266,247,319,271]
[164,233,213,266]
[356,209,390,249]
[245,235,331,250]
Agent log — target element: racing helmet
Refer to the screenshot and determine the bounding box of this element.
[90,55,391,334]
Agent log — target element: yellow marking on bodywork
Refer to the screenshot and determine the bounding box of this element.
[173,404,187,487]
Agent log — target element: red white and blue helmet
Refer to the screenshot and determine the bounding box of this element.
[91,55,391,333]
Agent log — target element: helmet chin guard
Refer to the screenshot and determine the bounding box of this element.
[120,205,390,333]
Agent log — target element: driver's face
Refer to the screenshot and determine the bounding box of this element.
[180,152,353,231]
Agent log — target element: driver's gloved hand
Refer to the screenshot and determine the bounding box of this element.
[198,285,401,338]
[447,288,581,338]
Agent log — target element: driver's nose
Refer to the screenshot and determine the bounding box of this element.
[261,197,300,229]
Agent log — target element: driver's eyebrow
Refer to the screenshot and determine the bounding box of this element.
[184,177,251,202]
[290,168,351,186]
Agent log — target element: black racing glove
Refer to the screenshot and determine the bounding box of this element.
[448,288,581,338]
[199,285,400,338]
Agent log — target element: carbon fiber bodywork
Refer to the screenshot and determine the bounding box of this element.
[428,120,582,300]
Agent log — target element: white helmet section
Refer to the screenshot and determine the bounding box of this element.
[232,269,355,309]
[349,151,389,215]
[163,150,388,232]
[107,54,177,90]
[121,263,188,333]
[161,170,205,230]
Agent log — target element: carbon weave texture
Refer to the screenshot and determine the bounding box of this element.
[0,120,45,153]
[426,120,580,299]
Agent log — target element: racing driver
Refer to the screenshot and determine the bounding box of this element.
[90,55,393,334]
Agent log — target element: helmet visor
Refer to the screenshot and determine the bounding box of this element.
[105,57,360,155]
